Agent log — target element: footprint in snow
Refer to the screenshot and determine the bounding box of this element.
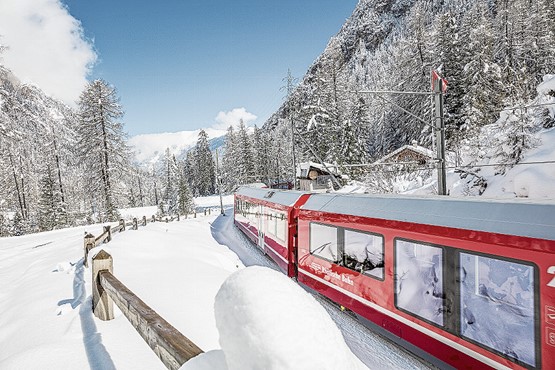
[56,303,73,316]
[54,261,75,274]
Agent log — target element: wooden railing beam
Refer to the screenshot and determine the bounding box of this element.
[99,270,203,369]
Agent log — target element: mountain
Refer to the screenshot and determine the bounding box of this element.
[128,128,227,167]
[255,0,555,189]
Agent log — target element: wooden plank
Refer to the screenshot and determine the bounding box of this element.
[95,231,109,246]
[99,271,203,369]
[92,250,114,321]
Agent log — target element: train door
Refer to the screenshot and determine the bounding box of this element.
[257,204,265,250]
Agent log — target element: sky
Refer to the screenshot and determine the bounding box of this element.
[0,0,358,136]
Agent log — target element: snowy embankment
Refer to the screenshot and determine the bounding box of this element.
[0,195,428,370]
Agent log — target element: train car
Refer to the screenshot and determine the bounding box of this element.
[296,193,555,370]
[234,187,310,276]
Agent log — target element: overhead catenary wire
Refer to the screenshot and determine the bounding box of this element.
[338,159,555,174]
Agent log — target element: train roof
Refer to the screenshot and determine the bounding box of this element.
[235,186,307,207]
[301,193,555,241]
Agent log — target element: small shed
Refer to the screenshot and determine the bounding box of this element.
[374,142,435,165]
[297,162,341,192]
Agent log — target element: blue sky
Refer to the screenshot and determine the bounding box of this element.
[60,0,358,136]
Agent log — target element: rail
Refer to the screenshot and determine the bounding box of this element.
[82,207,217,368]
[83,207,215,267]
[92,250,203,369]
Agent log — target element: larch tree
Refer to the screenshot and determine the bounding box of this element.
[76,79,129,222]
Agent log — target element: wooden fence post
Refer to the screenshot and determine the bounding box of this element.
[133,218,138,230]
[92,250,114,321]
[84,233,96,268]
[194,211,196,218]
[208,208,211,215]
[203,208,206,216]
[152,215,156,223]
[142,216,147,226]
[177,214,180,221]
[104,225,112,243]
[119,219,125,232]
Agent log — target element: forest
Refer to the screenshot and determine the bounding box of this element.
[1,0,555,236]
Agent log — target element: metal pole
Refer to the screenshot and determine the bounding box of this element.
[215,148,225,215]
[434,78,447,195]
[286,69,297,190]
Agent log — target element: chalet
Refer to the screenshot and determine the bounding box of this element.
[297,161,342,192]
[374,142,435,165]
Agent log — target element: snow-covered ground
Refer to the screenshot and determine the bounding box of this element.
[0,196,431,370]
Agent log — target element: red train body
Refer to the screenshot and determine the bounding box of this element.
[234,187,555,369]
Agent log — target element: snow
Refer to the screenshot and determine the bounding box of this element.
[190,266,367,370]
[0,196,432,370]
[480,128,555,199]
[537,74,555,95]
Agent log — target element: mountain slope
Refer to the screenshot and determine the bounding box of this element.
[129,128,226,166]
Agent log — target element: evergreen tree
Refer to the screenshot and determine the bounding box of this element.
[194,130,216,196]
[160,148,179,214]
[221,125,239,192]
[237,120,256,184]
[462,3,503,119]
[252,125,272,185]
[37,163,67,231]
[495,107,540,174]
[177,164,195,215]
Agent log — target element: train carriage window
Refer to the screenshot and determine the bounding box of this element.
[460,253,536,367]
[344,230,384,280]
[275,211,287,242]
[310,223,339,263]
[395,239,444,326]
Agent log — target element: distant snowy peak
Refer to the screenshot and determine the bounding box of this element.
[129,128,227,166]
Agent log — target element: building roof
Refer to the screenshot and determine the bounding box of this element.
[296,161,341,178]
[373,143,435,164]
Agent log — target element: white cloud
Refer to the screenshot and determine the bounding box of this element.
[0,0,96,106]
[213,108,257,130]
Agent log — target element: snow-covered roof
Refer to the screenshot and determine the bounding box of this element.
[296,161,342,177]
[302,193,555,241]
[373,144,435,164]
[236,186,307,207]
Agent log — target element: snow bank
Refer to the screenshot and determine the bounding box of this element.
[183,266,368,370]
[537,74,555,95]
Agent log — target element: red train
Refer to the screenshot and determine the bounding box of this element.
[234,186,555,370]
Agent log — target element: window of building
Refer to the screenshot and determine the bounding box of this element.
[395,239,444,326]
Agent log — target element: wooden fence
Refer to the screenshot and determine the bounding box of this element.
[83,210,214,369]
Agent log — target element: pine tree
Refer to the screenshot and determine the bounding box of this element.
[252,125,272,185]
[160,148,179,214]
[460,2,504,139]
[177,164,195,215]
[37,163,67,231]
[194,130,216,196]
[237,120,256,184]
[495,107,540,174]
[221,125,239,192]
